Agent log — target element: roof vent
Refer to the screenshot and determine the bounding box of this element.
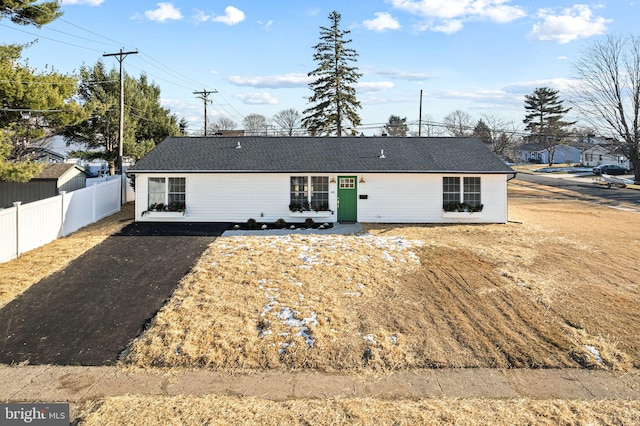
[378,149,385,159]
[235,141,241,149]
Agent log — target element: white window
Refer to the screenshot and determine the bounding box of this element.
[443,177,482,210]
[290,176,329,211]
[148,177,186,210]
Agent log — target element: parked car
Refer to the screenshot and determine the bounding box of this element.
[593,164,629,175]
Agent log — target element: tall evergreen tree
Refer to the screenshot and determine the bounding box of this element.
[1,0,69,181]
[1,0,61,27]
[63,60,179,174]
[0,44,81,181]
[178,117,188,135]
[523,87,575,164]
[302,11,362,137]
[384,115,408,137]
[472,119,492,144]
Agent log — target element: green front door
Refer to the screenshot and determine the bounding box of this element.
[337,176,357,222]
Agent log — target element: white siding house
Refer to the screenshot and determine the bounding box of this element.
[582,145,630,168]
[127,137,516,224]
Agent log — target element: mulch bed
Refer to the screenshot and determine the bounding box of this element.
[0,222,228,366]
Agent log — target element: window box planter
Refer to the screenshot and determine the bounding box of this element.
[144,210,185,218]
[142,202,186,217]
[289,210,334,218]
[442,211,483,219]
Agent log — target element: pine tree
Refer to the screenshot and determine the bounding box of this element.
[384,115,408,137]
[523,87,572,136]
[1,0,61,27]
[472,119,491,142]
[302,11,362,137]
[523,87,575,165]
[63,60,179,174]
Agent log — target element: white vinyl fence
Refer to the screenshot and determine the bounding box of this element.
[0,177,122,264]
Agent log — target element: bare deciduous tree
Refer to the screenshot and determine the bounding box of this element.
[443,110,473,137]
[243,114,267,136]
[571,34,640,182]
[273,108,302,136]
[479,114,520,156]
[410,114,446,137]
[211,116,237,134]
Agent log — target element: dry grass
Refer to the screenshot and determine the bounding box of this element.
[73,395,640,426]
[123,184,640,371]
[0,203,134,309]
[3,185,640,425]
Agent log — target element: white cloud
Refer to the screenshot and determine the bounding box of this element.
[529,5,610,44]
[372,68,434,81]
[503,78,578,94]
[160,98,200,112]
[258,20,274,30]
[60,0,105,5]
[227,73,313,88]
[355,81,395,93]
[363,12,401,32]
[212,6,245,26]
[234,92,278,105]
[431,20,464,34]
[390,0,525,33]
[142,3,182,23]
[193,10,211,23]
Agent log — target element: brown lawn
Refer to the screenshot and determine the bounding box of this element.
[123,183,640,372]
[2,185,639,425]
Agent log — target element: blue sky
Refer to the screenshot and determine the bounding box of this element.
[3,1,638,135]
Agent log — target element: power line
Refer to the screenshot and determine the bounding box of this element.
[1,22,104,52]
[7,2,249,125]
[193,89,218,135]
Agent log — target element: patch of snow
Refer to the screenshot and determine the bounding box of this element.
[382,251,394,262]
[363,334,377,345]
[391,334,397,345]
[258,329,272,338]
[343,291,361,297]
[585,345,605,365]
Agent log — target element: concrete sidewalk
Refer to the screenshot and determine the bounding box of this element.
[1,366,639,402]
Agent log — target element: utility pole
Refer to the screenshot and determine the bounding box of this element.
[418,89,423,137]
[193,89,217,136]
[103,48,138,204]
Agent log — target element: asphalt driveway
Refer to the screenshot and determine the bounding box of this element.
[0,222,229,366]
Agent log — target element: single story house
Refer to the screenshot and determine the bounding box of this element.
[0,163,87,208]
[516,143,582,165]
[126,136,516,224]
[582,145,630,169]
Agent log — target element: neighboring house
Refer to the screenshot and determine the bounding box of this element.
[539,144,582,165]
[515,143,543,163]
[0,163,88,208]
[127,136,515,224]
[516,143,581,164]
[21,146,67,163]
[582,145,630,169]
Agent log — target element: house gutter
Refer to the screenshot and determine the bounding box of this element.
[127,169,516,175]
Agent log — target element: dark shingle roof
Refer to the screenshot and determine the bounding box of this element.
[34,163,85,180]
[128,136,514,174]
